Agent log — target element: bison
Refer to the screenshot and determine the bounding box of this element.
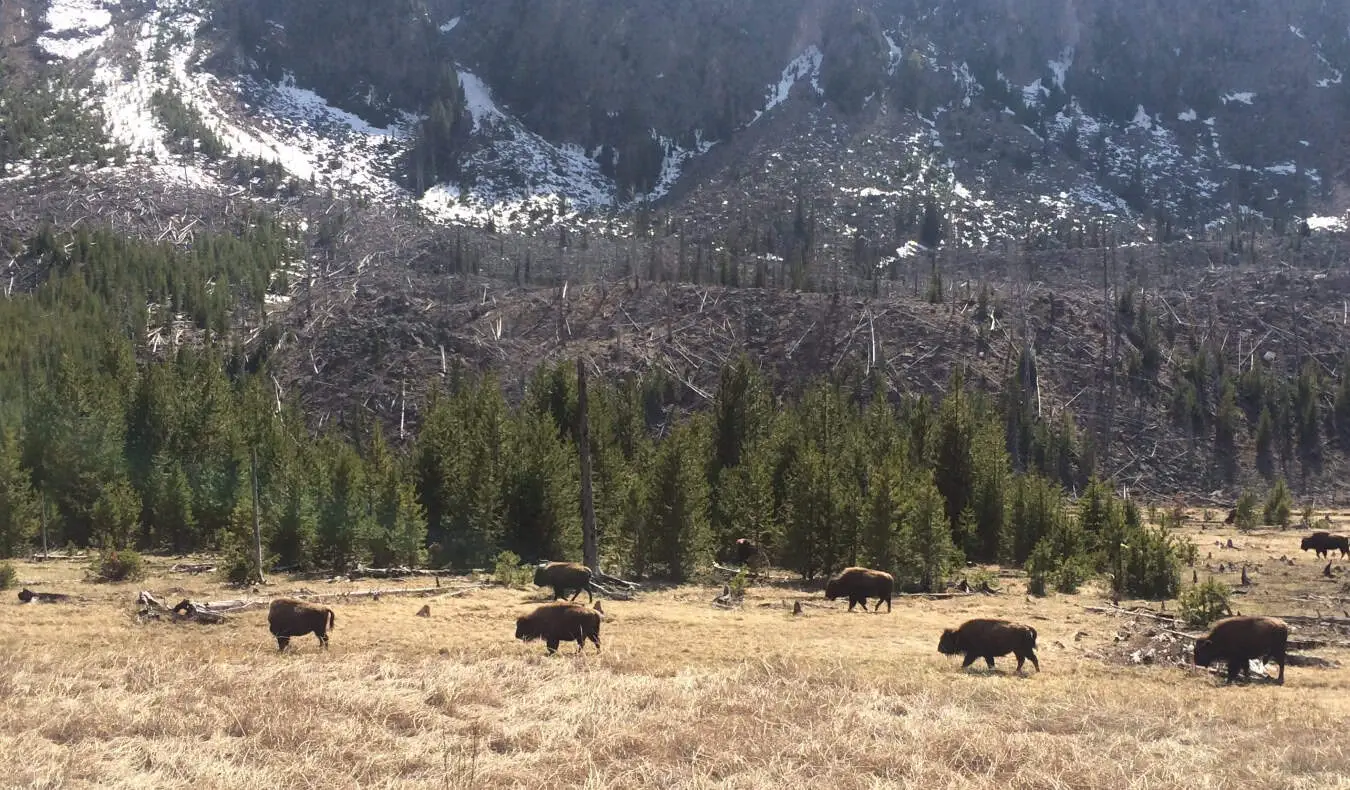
[734,538,760,567]
[1193,615,1288,684]
[937,618,1040,673]
[515,601,602,654]
[1300,531,1350,560]
[533,561,597,602]
[824,567,893,612]
[268,597,335,652]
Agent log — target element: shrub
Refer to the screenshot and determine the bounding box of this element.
[1178,578,1232,628]
[87,548,146,583]
[1264,479,1292,528]
[1053,555,1091,594]
[1026,541,1055,596]
[728,566,750,599]
[1234,490,1259,531]
[0,562,16,590]
[492,550,533,588]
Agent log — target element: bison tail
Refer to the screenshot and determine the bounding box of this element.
[1028,627,1037,647]
[327,608,336,629]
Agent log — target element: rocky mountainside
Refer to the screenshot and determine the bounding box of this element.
[6,0,1350,499]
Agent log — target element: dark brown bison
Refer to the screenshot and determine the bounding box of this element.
[734,538,760,566]
[1300,531,1350,559]
[1194,615,1288,684]
[824,567,893,612]
[937,618,1040,673]
[533,561,597,602]
[1223,509,1237,524]
[268,597,335,652]
[514,601,602,654]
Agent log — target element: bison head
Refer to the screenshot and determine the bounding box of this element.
[515,616,538,642]
[824,577,841,601]
[937,628,962,656]
[1300,536,1313,551]
[532,564,549,587]
[1193,637,1216,667]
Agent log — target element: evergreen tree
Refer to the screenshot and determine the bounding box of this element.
[0,428,40,558]
[640,417,711,581]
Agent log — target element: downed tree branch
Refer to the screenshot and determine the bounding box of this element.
[18,588,74,604]
[1084,604,1181,623]
[29,552,88,562]
[347,565,458,580]
[593,571,640,590]
[136,591,227,624]
[169,563,217,575]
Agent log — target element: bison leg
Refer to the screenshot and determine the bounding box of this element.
[317,632,329,650]
[847,597,858,612]
[545,639,560,655]
[884,596,891,613]
[568,587,582,601]
[1226,660,1243,683]
[984,655,996,669]
[1026,650,1040,672]
[872,598,883,612]
[585,585,593,603]
[961,652,978,669]
[553,586,566,600]
[576,637,587,653]
[276,635,290,652]
[588,632,600,652]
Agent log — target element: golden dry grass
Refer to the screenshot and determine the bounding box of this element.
[2,522,1349,789]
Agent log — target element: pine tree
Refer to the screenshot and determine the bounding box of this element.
[314,438,373,573]
[640,417,711,581]
[0,427,40,558]
[905,474,959,592]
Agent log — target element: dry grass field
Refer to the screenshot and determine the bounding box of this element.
[3,518,1350,789]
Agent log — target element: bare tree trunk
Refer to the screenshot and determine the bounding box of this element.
[251,448,266,586]
[577,358,598,571]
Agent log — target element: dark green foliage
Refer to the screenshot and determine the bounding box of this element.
[1264,478,1293,528]
[1178,578,1232,628]
[87,548,146,582]
[151,87,228,159]
[0,428,39,558]
[0,562,16,590]
[1234,489,1260,531]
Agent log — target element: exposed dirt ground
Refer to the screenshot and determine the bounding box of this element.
[2,518,1348,789]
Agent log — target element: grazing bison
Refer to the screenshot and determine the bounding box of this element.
[1300,531,1350,559]
[515,601,602,654]
[1194,615,1288,684]
[534,561,597,602]
[937,618,1040,673]
[734,538,761,567]
[268,597,335,652]
[1224,509,1237,525]
[824,567,893,612]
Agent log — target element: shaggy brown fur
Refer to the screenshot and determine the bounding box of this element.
[514,601,602,654]
[937,618,1040,673]
[533,561,597,602]
[1194,615,1289,684]
[267,597,336,652]
[734,538,760,566]
[824,567,893,612]
[1300,531,1350,559]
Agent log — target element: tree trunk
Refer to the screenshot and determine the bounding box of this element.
[577,357,599,571]
[251,449,266,586]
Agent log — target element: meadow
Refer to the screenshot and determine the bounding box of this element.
[2,520,1348,790]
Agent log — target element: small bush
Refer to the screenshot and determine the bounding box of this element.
[87,548,146,583]
[1234,490,1259,531]
[1178,578,1232,628]
[1053,556,1091,594]
[492,551,533,588]
[728,567,750,599]
[0,562,17,590]
[1264,479,1292,528]
[1026,541,1055,597]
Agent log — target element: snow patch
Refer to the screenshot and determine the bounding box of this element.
[38,0,117,60]
[751,46,823,125]
[458,71,506,133]
[1222,92,1256,105]
[1306,215,1347,232]
[1177,109,1197,122]
[439,16,460,33]
[1048,47,1073,90]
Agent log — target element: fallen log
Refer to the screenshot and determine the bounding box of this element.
[136,592,227,624]
[169,563,217,575]
[30,552,87,562]
[347,565,457,580]
[594,571,641,590]
[1085,605,1181,623]
[18,588,74,604]
[589,580,635,601]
